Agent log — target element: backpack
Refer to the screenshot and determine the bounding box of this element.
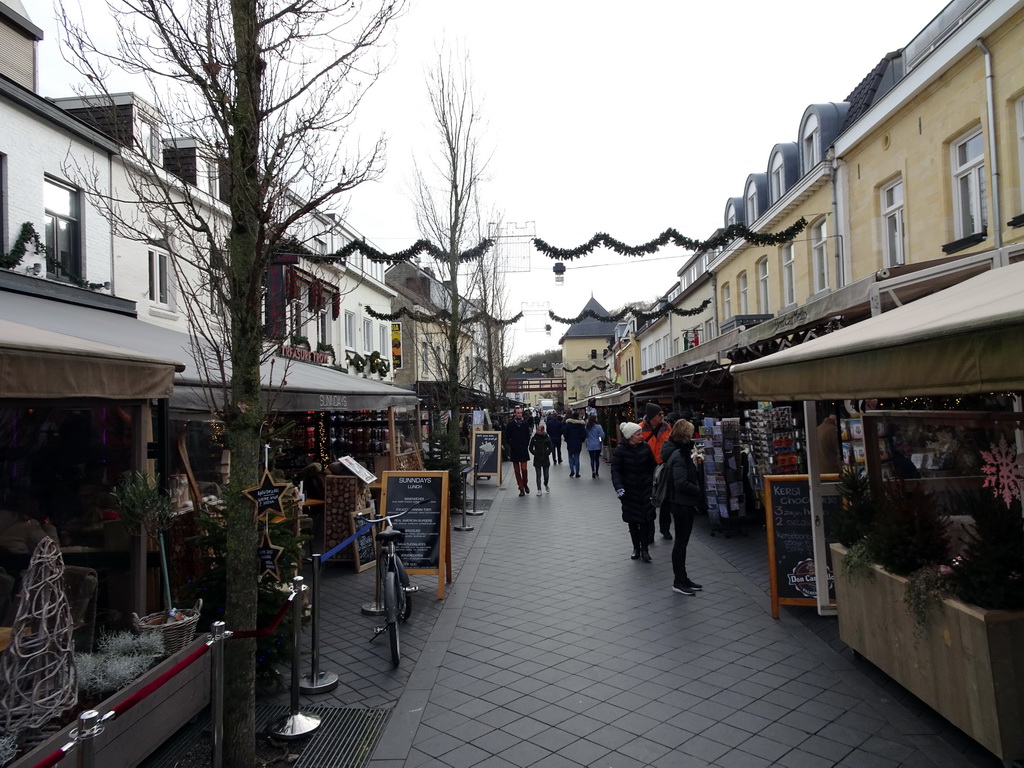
[651,458,671,506]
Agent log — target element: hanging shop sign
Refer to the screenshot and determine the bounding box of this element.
[391,322,403,369]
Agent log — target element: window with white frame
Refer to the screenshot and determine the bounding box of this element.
[737,271,748,314]
[148,247,170,306]
[881,178,906,267]
[421,341,430,377]
[344,310,355,349]
[1017,96,1024,212]
[378,324,387,354]
[44,178,81,280]
[362,318,373,352]
[318,310,331,347]
[811,219,829,293]
[952,128,987,239]
[757,257,770,313]
[725,202,737,228]
[721,282,732,319]
[801,114,820,173]
[291,280,308,337]
[704,319,715,343]
[662,333,669,361]
[781,244,795,306]
[770,151,785,202]
[745,181,758,223]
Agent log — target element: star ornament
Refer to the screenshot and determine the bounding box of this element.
[243,470,290,519]
[256,528,285,580]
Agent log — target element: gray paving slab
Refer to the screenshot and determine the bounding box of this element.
[262,462,1004,767]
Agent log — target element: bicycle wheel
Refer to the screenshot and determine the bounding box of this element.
[384,570,400,666]
[396,556,412,621]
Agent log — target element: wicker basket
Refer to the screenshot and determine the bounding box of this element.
[132,599,202,656]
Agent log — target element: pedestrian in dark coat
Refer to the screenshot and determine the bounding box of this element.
[505,406,533,496]
[529,422,553,493]
[662,419,704,595]
[562,411,587,478]
[610,421,657,562]
[546,413,564,465]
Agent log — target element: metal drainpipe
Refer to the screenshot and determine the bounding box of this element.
[976,38,1002,249]
[828,148,845,288]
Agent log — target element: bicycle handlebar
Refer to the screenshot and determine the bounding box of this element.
[356,509,407,527]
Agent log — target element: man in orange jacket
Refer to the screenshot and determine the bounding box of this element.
[639,402,671,542]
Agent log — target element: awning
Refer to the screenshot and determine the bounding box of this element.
[0,318,180,400]
[732,261,1024,401]
[0,290,418,412]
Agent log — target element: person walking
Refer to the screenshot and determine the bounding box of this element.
[611,422,657,562]
[585,415,606,478]
[505,406,533,496]
[529,421,553,493]
[661,419,704,595]
[639,402,671,542]
[563,410,586,478]
[546,411,564,465]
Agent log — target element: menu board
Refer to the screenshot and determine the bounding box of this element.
[471,431,502,482]
[764,475,841,617]
[349,508,376,573]
[380,471,451,598]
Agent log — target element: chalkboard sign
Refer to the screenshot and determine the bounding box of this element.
[764,474,841,617]
[349,508,376,573]
[471,431,502,483]
[380,471,451,598]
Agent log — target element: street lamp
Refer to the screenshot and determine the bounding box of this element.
[553,262,565,284]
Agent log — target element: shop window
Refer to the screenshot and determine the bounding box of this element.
[811,219,829,293]
[951,128,987,239]
[781,243,795,306]
[44,178,81,282]
[757,257,770,313]
[881,178,906,267]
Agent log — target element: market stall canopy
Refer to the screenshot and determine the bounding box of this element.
[0,318,181,400]
[731,261,1024,401]
[0,290,418,411]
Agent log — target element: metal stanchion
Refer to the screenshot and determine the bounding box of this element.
[466,462,483,516]
[454,465,475,531]
[300,554,339,693]
[210,621,230,768]
[73,709,102,768]
[269,577,321,739]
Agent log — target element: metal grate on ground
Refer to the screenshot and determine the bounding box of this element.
[140,705,390,768]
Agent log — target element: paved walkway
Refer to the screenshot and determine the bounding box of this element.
[266,459,1003,768]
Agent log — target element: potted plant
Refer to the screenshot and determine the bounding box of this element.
[112,471,201,652]
[831,457,1024,761]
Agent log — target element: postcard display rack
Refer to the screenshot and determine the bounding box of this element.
[701,417,745,531]
[841,416,891,476]
[746,406,803,478]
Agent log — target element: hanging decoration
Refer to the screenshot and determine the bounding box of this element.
[563,363,609,372]
[0,222,43,270]
[532,219,808,260]
[345,351,391,377]
[256,528,284,581]
[549,298,711,325]
[308,237,496,267]
[242,470,290,519]
[364,305,525,327]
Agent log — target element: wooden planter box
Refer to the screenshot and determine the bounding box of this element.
[831,543,1024,762]
[9,637,210,768]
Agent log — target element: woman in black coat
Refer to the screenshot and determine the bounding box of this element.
[661,419,704,595]
[610,421,657,562]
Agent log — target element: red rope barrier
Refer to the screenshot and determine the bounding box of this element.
[109,643,210,718]
[30,746,70,768]
[230,592,295,639]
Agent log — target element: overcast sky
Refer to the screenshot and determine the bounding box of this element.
[36,0,951,362]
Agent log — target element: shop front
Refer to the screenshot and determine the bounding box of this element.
[0,316,182,644]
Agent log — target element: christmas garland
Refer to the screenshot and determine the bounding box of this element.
[309,237,496,266]
[532,219,808,260]
[0,222,43,270]
[548,298,711,325]
[344,350,391,377]
[563,364,608,372]
[365,305,525,327]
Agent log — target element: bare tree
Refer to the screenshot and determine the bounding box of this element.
[410,46,491,472]
[467,216,513,416]
[57,1,403,763]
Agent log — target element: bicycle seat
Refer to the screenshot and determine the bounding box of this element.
[376,527,404,543]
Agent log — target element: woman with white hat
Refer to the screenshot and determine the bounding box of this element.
[610,422,657,562]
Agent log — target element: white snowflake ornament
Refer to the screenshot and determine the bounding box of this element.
[980,437,1023,508]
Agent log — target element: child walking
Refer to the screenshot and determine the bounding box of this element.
[529,422,553,493]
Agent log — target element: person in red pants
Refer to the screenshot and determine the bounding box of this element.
[504,406,533,496]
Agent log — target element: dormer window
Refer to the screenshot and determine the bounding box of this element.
[802,114,820,173]
[770,151,785,202]
[725,202,738,228]
[745,180,759,223]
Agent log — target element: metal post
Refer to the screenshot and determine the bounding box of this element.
[467,462,483,515]
[454,465,474,531]
[300,554,339,693]
[268,577,321,738]
[74,710,102,768]
[210,621,228,768]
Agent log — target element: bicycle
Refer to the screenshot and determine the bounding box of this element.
[357,510,417,666]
